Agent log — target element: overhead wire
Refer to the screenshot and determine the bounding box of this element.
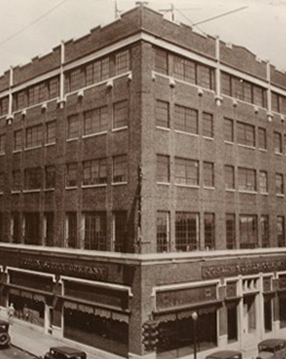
[0,0,71,48]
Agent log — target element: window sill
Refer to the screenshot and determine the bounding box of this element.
[203,186,215,190]
[259,148,267,152]
[238,190,257,194]
[174,130,199,137]
[202,136,214,141]
[25,146,42,151]
[237,144,255,150]
[224,140,234,145]
[156,126,170,132]
[0,153,5,156]
[44,188,55,192]
[66,138,79,142]
[260,192,269,196]
[82,184,107,188]
[111,182,127,186]
[45,142,56,147]
[23,189,41,193]
[276,194,284,197]
[82,131,107,139]
[65,186,78,190]
[225,188,235,192]
[11,190,21,194]
[157,182,170,186]
[175,184,199,188]
[112,126,128,133]
[275,152,283,156]
[13,150,22,154]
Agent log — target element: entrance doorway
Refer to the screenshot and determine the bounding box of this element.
[243,295,256,335]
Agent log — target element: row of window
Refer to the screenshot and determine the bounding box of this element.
[0,211,128,252]
[157,155,286,195]
[155,101,286,154]
[155,48,286,113]
[0,155,127,191]
[0,101,129,153]
[157,211,285,252]
[10,50,130,113]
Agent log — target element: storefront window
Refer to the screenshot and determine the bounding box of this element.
[157,311,217,358]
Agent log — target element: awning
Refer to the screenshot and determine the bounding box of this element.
[112,311,129,323]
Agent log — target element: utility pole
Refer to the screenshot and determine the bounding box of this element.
[159,4,175,21]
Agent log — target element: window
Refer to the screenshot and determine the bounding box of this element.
[115,50,130,75]
[157,211,170,252]
[12,170,21,191]
[67,114,79,139]
[13,130,22,151]
[45,166,56,189]
[277,216,285,247]
[156,100,169,128]
[11,212,21,243]
[259,171,268,194]
[66,212,77,248]
[46,121,56,144]
[65,67,84,92]
[260,215,269,248]
[275,173,284,195]
[0,97,8,116]
[83,107,108,135]
[113,155,127,183]
[258,127,267,150]
[274,132,282,154]
[175,212,199,251]
[221,73,231,96]
[26,125,42,149]
[113,211,128,252]
[240,215,257,249]
[0,173,4,192]
[272,92,280,113]
[203,162,214,187]
[204,213,215,250]
[155,48,168,75]
[24,167,41,190]
[226,214,236,249]
[0,134,5,154]
[237,122,255,147]
[44,212,54,246]
[113,100,128,129]
[173,55,196,83]
[253,85,266,108]
[83,158,107,185]
[175,158,199,186]
[66,163,77,187]
[89,57,110,83]
[224,118,234,142]
[23,213,40,245]
[157,155,170,183]
[174,105,198,134]
[14,90,26,111]
[0,213,3,242]
[202,112,213,138]
[84,212,107,250]
[197,63,215,90]
[225,165,235,190]
[48,77,60,98]
[238,167,256,192]
[284,135,286,154]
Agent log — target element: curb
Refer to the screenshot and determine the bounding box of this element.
[11,342,39,358]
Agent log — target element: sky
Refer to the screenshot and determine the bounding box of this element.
[0,0,285,75]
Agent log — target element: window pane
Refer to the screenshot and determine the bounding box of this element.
[240,215,257,249]
[174,105,198,134]
[113,100,128,129]
[226,214,236,249]
[225,165,235,189]
[113,155,127,183]
[156,100,169,128]
[157,211,169,252]
[204,213,215,250]
[203,162,214,187]
[157,155,170,183]
[175,212,199,251]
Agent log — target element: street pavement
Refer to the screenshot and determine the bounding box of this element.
[0,344,36,359]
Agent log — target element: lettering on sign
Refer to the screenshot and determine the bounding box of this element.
[202,259,286,279]
[19,257,108,281]
[156,285,217,310]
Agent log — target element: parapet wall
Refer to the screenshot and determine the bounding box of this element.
[0,5,284,93]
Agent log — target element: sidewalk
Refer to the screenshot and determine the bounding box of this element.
[1,313,122,359]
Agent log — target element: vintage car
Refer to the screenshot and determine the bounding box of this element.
[43,346,87,359]
[206,350,242,359]
[257,339,286,359]
[0,319,11,347]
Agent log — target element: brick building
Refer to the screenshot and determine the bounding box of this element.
[0,4,286,358]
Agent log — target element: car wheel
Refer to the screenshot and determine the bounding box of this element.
[0,333,10,346]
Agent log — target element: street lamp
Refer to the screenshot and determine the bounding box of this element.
[191,311,198,359]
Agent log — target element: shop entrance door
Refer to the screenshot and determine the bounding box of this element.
[242,295,256,346]
[48,307,53,334]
